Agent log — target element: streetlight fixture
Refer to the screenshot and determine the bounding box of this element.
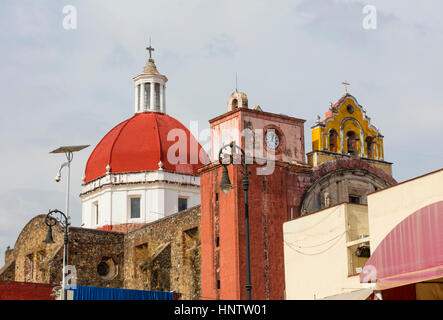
[218,164,235,195]
[50,145,89,225]
[217,141,253,300]
[43,209,70,300]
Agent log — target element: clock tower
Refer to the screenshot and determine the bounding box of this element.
[210,90,306,166]
[200,91,307,300]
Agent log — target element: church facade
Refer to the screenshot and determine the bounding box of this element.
[0,46,396,300]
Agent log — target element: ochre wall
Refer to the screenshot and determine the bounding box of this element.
[311,95,384,160]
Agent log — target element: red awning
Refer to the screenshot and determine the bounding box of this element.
[360,201,443,290]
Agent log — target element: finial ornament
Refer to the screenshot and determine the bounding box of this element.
[342,80,350,93]
[146,37,155,60]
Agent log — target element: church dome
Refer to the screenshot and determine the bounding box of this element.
[84,112,208,183]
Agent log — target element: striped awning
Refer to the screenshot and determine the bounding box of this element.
[360,201,443,290]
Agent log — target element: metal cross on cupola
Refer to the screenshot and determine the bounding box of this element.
[146,39,155,60]
[342,81,350,94]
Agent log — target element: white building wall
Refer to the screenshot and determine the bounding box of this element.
[80,171,200,229]
[283,203,369,300]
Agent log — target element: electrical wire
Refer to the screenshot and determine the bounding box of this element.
[284,231,346,249]
[284,231,346,255]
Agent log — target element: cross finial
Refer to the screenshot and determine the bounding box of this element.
[146,37,155,60]
[342,80,350,93]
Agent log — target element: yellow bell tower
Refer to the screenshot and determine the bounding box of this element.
[307,88,392,176]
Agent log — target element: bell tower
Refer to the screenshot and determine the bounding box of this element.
[133,42,168,114]
[199,90,307,300]
[308,89,392,176]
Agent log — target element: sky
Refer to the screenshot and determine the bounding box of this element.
[1,0,443,264]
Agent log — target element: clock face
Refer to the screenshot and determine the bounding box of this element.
[265,131,280,150]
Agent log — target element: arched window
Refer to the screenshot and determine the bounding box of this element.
[232,99,238,109]
[366,136,375,159]
[329,129,338,152]
[346,131,359,156]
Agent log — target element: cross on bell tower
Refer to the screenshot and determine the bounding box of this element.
[342,81,350,94]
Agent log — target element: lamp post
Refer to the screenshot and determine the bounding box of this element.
[217,141,252,300]
[49,145,88,300]
[50,145,89,227]
[43,209,69,300]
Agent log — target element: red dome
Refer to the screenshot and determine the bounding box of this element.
[84,112,208,183]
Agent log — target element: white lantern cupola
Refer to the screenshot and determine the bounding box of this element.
[133,43,168,114]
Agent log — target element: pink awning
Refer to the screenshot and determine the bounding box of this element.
[360,201,443,290]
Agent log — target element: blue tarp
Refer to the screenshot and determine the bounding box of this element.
[72,286,175,300]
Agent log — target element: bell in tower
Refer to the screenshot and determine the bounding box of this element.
[227,91,248,112]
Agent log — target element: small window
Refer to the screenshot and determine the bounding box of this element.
[217,280,221,290]
[216,236,220,247]
[349,196,361,204]
[346,104,354,114]
[130,197,141,219]
[215,192,219,202]
[93,202,99,225]
[178,197,188,212]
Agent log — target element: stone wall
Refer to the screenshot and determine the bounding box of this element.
[68,227,125,288]
[0,207,201,299]
[2,215,64,284]
[123,205,201,300]
[299,157,397,214]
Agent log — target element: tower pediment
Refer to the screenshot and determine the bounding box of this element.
[310,93,385,162]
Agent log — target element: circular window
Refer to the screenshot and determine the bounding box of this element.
[97,261,110,276]
[97,257,118,280]
[346,104,354,114]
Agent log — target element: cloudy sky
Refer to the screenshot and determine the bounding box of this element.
[1,0,443,264]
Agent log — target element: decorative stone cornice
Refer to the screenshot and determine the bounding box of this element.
[80,170,200,197]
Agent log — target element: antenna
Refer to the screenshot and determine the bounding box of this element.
[235,72,238,92]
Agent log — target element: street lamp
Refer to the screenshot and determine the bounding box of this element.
[50,145,89,226]
[43,209,70,300]
[217,141,253,300]
[49,145,88,300]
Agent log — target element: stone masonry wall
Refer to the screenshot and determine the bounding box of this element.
[123,205,201,300]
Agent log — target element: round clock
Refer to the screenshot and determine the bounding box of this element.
[265,131,280,150]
